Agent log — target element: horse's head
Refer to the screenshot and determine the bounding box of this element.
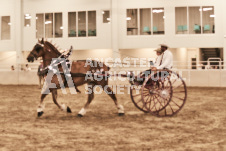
[27,38,45,62]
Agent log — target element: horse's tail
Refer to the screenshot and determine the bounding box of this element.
[107,66,110,71]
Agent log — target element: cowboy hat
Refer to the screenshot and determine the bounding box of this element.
[154,48,162,53]
[159,43,169,48]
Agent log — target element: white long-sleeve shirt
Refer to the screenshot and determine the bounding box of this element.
[154,55,162,67]
[156,49,173,69]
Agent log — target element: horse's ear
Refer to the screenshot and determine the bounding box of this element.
[41,38,44,44]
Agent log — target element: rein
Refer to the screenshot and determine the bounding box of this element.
[39,46,73,75]
[30,51,38,59]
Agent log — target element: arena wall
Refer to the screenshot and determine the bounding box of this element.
[0,70,225,87]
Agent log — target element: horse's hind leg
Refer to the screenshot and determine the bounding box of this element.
[51,89,72,113]
[104,85,124,116]
[78,83,95,117]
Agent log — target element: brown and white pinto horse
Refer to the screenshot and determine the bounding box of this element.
[27,39,124,117]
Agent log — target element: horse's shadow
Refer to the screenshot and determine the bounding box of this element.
[34,110,154,123]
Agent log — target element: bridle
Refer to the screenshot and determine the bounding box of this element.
[30,51,38,59]
[30,42,61,61]
[29,42,44,59]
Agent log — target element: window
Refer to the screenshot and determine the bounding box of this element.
[24,14,31,27]
[36,14,44,38]
[68,12,76,37]
[140,8,151,35]
[54,13,63,37]
[152,8,164,35]
[189,7,201,34]
[78,11,86,37]
[127,9,138,35]
[45,13,53,38]
[1,16,10,40]
[103,10,110,23]
[127,8,165,36]
[68,11,97,38]
[88,11,96,37]
[176,6,215,34]
[36,13,63,38]
[175,7,187,34]
[202,6,215,33]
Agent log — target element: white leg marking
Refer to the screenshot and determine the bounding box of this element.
[117,104,124,114]
[78,108,86,116]
[37,104,45,112]
[61,104,67,112]
[37,107,43,113]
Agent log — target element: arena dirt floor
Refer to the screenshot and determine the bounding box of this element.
[0,85,225,151]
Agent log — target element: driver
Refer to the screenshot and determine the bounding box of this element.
[151,44,173,70]
[134,44,173,85]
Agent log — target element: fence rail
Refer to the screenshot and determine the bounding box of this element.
[0,60,225,71]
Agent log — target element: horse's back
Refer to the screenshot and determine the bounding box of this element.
[70,60,110,86]
[71,60,110,73]
[71,60,89,73]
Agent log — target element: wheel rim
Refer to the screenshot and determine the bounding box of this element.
[161,71,187,117]
[130,85,149,113]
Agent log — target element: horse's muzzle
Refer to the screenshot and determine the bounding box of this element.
[27,56,34,62]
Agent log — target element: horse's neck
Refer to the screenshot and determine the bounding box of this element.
[42,52,59,68]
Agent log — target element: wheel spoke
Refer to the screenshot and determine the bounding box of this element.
[173,91,185,93]
[132,93,141,97]
[168,103,175,114]
[172,83,184,90]
[148,96,152,109]
[154,95,164,109]
[135,98,142,104]
[170,99,180,107]
[150,97,158,110]
[173,95,184,101]
[171,78,177,85]
[143,95,150,109]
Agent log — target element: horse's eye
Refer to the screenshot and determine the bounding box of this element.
[36,48,40,53]
[35,45,42,53]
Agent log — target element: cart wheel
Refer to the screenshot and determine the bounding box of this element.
[129,71,151,113]
[141,71,172,116]
[130,84,149,113]
[142,70,187,117]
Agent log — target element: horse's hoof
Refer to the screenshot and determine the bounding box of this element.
[37,111,44,117]
[118,113,125,116]
[77,114,83,117]
[67,106,72,113]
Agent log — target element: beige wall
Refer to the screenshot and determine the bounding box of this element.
[0,51,17,70]
[70,49,112,60]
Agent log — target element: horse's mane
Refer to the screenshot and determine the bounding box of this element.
[44,41,62,55]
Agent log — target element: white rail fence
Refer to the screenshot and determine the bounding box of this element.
[0,60,225,71]
[0,60,226,87]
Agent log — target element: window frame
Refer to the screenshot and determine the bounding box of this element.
[36,12,63,39]
[175,6,215,35]
[68,10,97,38]
[1,16,11,40]
[126,8,165,36]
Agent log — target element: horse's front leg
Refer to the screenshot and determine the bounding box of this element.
[78,83,95,117]
[37,94,47,117]
[51,89,72,113]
